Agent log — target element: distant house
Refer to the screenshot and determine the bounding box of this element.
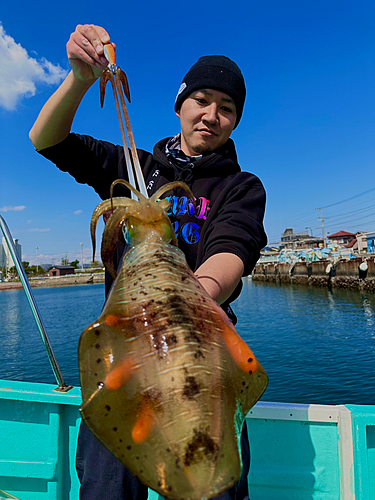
[281,228,321,249]
[281,228,305,243]
[281,228,310,243]
[345,232,375,253]
[327,231,356,246]
[49,266,75,277]
[298,237,324,249]
[344,238,357,249]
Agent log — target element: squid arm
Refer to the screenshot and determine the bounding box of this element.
[151,181,196,206]
[101,208,130,279]
[90,198,137,262]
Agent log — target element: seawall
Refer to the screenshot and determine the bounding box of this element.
[0,273,105,291]
[252,257,375,291]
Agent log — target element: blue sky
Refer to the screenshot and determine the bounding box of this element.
[0,0,374,266]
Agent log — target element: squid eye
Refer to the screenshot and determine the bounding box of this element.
[162,223,173,241]
[122,225,136,244]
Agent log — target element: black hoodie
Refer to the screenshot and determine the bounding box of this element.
[38,133,267,308]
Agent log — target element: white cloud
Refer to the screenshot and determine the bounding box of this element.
[0,205,26,212]
[28,228,50,233]
[0,23,68,110]
[74,210,82,215]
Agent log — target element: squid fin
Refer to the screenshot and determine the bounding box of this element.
[221,324,259,375]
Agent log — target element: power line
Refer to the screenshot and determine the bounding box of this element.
[327,210,375,225]
[266,186,375,242]
[321,187,375,210]
[326,204,375,220]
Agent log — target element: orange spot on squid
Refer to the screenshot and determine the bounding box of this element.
[221,325,258,375]
[132,401,155,444]
[105,314,120,326]
[105,356,135,390]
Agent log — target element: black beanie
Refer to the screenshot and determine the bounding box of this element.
[174,55,246,128]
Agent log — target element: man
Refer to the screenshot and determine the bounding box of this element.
[30,24,267,500]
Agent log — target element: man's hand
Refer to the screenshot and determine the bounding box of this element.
[29,23,117,150]
[67,24,115,81]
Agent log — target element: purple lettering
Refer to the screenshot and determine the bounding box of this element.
[195,197,210,220]
[187,198,196,216]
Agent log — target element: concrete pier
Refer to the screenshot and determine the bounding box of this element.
[0,273,105,291]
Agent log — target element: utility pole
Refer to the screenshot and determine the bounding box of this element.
[35,247,39,274]
[315,208,326,247]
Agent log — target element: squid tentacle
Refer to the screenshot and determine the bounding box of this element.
[151,181,196,208]
[90,199,114,261]
[101,208,129,279]
[100,70,112,108]
[90,198,137,262]
[111,179,147,202]
[116,67,131,103]
[93,180,196,275]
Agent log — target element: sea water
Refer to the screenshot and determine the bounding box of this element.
[0,280,374,405]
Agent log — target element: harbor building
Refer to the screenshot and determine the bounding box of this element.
[48,265,75,277]
[0,237,22,268]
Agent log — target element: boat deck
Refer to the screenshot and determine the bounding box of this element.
[0,380,373,499]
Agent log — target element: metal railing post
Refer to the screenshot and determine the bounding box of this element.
[0,215,72,392]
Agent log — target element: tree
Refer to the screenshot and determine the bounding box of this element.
[0,266,6,279]
[69,259,79,269]
[9,262,31,273]
[89,261,102,268]
[29,265,43,276]
[61,257,69,266]
[8,262,45,277]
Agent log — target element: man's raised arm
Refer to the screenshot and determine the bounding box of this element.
[29,24,113,151]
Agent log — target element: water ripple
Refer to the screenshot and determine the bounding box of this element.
[1,281,374,405]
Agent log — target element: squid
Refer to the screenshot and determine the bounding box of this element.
[79,180,268,500]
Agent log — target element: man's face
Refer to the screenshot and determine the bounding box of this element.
[176,89,237,156]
